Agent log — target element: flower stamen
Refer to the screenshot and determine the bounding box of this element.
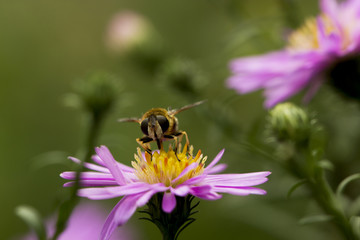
[132,145,206,187]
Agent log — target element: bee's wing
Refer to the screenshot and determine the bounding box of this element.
[117,117,141,123]
[169,100,206,115]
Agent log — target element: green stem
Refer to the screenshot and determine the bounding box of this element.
[309,168,357,240]
[287,150,357,240]
[52,112,104,240]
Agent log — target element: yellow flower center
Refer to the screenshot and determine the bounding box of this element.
[287,14,348,51]
[132,145,207,187]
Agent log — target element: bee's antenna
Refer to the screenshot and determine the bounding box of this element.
[117,118,141,123]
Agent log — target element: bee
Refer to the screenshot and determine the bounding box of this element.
[118,100,205,154]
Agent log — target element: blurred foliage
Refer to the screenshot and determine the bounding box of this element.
[4,0,360,240]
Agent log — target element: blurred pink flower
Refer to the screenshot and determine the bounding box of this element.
[105,11,152,54]
[61,145,270,240]
[227,0,360,108]
[21,202,137,240]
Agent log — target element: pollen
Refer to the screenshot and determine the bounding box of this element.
[287,14,346,51]
[132,144,207,187]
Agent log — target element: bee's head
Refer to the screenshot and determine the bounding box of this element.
[141,114,169,136]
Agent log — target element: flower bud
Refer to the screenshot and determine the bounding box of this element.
[268,102,311,143]
[157,57,207,97]
[67,72,121,117]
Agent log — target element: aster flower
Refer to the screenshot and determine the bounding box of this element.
[19,202,135,240]
[227,0,360,108]
[61,145,270,240]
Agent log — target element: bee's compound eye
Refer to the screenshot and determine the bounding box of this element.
[141,118,149,135]
[156,115,169,133]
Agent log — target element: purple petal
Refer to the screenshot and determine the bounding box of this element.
[264,67,319,108]
[100,194,141,240]
[171,185,190,197]
[205,163,227,174]
[78,182,152,200]
[92,155,106,166]
[136,190,157,207]
[69,156,110,173]
[116,162,135,173]
[122,172,138,182]
[204,149,225,173]
[204,171,271,187]
[171,162,198,184]
[136,184,169,206]
[227,74,270,93]
[230,51,290,73]
[60,171,76,180]
[92,154,135,173]
[63,180,118,187]
[162,192,176,213]
[190,185,212,196]
[208,171,270,179]
[213,186,267,195]
[320,0,338,16]
[316,17,342,54]
[96,146,127,185]
[60,171,115,181]
[78,187,126,200]
[229,51,319,77]
[191,186,222,200]
[150,182,169,192]
[182,175,207,186]
[228,50,326,108]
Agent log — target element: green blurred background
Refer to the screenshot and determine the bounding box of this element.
[2,0,358,239]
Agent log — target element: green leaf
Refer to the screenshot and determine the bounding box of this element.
[15,205,47,240]
[287,179,307,199]
[336,173,360,197]
[298,215,333,225]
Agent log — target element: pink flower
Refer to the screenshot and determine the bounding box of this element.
[105,11,153,54]
[20,202,136,240]
[227,0,360,108]
[61,145,270,240]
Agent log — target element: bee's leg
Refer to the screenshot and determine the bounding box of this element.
[155,138,163,151]
[163,134,181,161]
[173,131,189,153]
[163,135,174,151]
[137,137,153,160]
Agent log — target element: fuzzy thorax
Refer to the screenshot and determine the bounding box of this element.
[132,145,207,187]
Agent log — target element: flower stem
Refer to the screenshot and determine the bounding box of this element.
[309,167,357,240]
[287,150,358,240]
[142,193,198,240]
[52,112,105,239]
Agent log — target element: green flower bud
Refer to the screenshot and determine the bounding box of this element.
[268,102,311,144]
[67,72,122,117]
[157,57,207,97]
